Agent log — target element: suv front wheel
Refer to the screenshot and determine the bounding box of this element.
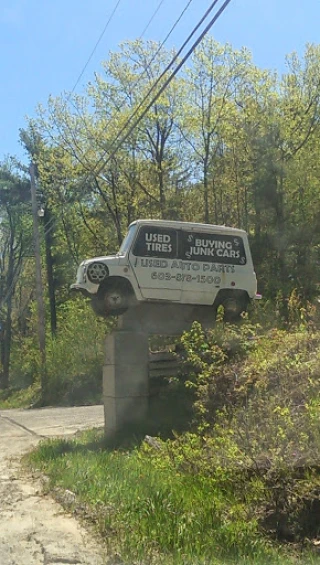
[91,279,134,317]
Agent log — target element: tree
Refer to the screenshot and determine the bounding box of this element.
[0,161,32,388]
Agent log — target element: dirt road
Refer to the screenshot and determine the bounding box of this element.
[0,405,106,565]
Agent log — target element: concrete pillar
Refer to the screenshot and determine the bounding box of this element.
[103,331,149,437]
[119,303,216,335]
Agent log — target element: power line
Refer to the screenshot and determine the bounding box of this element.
[9,0,233,286]
[156,0,194,50]
[94,0,232,176]
[68,0,194,158]
[57,0,124,158]
[37,0,197,230]
[15,1,125,280]
[90,0,222,177]
[70,0,123,96]
[43,0,232,246]
[59,0,194,180]
[2,2,233,310]
[139,0,166,39]
[132,0,194,94]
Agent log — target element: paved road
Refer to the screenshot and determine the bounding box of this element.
[1,405,104,438]
[0,405,106,565]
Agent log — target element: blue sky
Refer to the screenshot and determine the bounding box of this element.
[1,0,319,162]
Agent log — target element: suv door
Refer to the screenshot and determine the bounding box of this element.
[128,225,182,301]
[179,229,247,305]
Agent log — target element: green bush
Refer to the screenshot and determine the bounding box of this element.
[9,298,113,406]
[174,316,320,542]
[26,303,320,563]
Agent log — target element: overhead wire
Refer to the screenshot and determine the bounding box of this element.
[67,0,194,164]
[67,0,168,122]
[67,0,167,115]
[92,0,221,175]
[36,0,199,242]
[30,0,124,221]
[125,0,194,106]
[5,0,123,300]
[69,0,123,97]
[1,0,179,308]
[54,0,194,185]
[43,0,233,243]
[57,0,123,160]
[93,0,232,176]
[4,0,233,309]
[139,0,166,39]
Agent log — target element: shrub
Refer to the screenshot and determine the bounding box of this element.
[9,298,114,406]
[172,317,320,542]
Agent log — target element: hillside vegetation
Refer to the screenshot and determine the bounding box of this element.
[2,38,320,398]
[3,35,320,563]
[27,302,320,564]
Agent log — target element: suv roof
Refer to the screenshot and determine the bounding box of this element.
[130,219,247,235]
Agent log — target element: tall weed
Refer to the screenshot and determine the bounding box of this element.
[10,298,112,405]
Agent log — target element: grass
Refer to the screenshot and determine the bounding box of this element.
[21,307,320,564]
[0,383,41,409]
[26,429,320,565]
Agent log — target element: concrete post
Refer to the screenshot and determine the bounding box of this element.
[103,330,149,437]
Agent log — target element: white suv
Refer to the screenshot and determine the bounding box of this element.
[71,219,259,321]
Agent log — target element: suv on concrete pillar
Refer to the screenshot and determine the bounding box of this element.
[71,219,259,321]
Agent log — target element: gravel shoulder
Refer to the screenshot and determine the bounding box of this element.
[0,406,106,565]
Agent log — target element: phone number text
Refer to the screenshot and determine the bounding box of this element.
[151,272,221,284]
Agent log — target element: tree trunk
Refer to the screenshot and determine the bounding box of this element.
[44,207,57,335]
[0,246,15,389]
[1,300,12,389]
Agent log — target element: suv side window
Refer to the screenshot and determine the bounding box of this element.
[179,231,247,265]
[132,226,178,259]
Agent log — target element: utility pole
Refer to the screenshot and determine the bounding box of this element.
[29,162,47,400]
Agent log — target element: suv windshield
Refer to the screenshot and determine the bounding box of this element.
[118,224,137,255]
